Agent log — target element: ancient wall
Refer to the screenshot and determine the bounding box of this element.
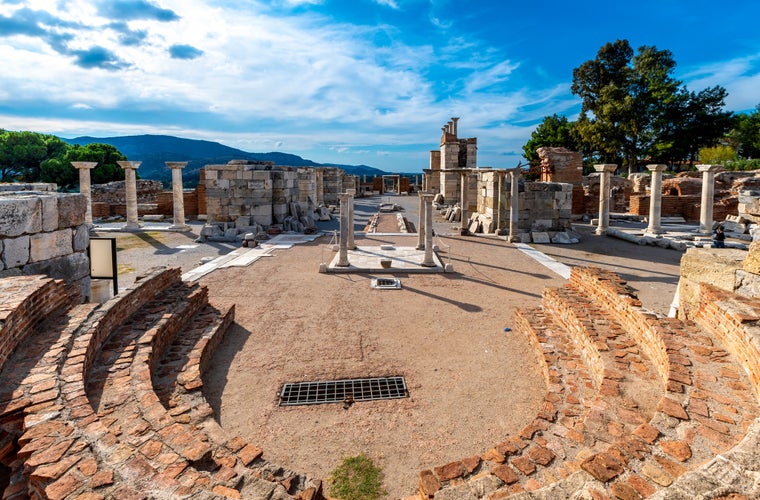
[536,147,583,184]
[321,167,343,206]
[204,160,276,225]
[91,179,164,204]
[630,194,737,222]
[298,169,318,209]
[0,189,90,298]
[272,169,299,224]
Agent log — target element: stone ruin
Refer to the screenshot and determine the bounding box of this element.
[0,175,760,497]
[193,160,359,242]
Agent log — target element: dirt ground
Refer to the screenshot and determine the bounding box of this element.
[104,209,683,498]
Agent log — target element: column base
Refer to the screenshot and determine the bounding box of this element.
[643,230,663,238]
[460,228,470,236]
[507,235,520,243]
[415,245,425,250]
[123,222,142,230]
[594,228,607,236]
[420,259,436,267]
[168,224,192,232]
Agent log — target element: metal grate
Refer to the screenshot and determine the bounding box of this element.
[371,278,401,290]
[278,376,408,406]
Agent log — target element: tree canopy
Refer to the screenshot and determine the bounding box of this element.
[0,131,127,188]
[525,39,734,173]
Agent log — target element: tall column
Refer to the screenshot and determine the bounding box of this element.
[495,172,504,235]
[416,191,426,250]
[645,164,666,236]
[117,161,142,230]
[421,193,436,267]
[71,161,97,228]
[697,164,722,234]
[459,170,469,235]
[594,164,617,235]
[508,169,520,242]
[346,189,356,249]
[166,161,191,231]
[337,193,350,266]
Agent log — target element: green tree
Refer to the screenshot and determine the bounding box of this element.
[0,131,48,181]
[42,143,127,188]
[732,105,760,159]
[522,114,582,162]
[699,145,737,164]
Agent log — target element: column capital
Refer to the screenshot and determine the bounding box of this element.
[594,164,617,173]
[338,193,351,202]
[696,164,723,173]
[647,164,667,173]
[71,161,98,170]
[421,193,435,201]
[166,161,188,169]
[345,188,356,196]
[117,161,142,170]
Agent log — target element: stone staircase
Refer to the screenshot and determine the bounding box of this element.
[0,268,322,499]
[420,267,760,499]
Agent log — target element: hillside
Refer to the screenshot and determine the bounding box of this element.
[65,134,387,186]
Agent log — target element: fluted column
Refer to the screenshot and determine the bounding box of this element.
[594,164,617,235]
[697,164,722,234]
[117,161,142,229]
[166,161,191,231]
[645,164,667,236]
[421,193,436,266]
[508,168,520,242]
[72,161,97,228]
[337,193,350,267]
[346,189,356,249]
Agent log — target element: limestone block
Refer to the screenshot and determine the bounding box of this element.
[736,269,760,298]
[41,194,59,232]
[57,193,86,228]
[235,216,251,228]
[73,224,89,252]
[30,228,73,263]
[532,232,551,243]
[3,235,30,267]
[551,232,579,244]
[678,247,745,320]
[0,195,42,237]
[743,241,760,275]
[0,240,3,271]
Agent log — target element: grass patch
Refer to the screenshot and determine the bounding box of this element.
[114,231,165,251]
[117,264,136,275]
[328,454,386,500]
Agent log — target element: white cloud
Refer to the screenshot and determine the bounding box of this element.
[681,54,760,112]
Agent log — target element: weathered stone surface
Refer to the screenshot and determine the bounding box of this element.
[73,224,89,252]
[57,193,86,228]
[24,252,89,283]
[41,194,59,232]
[30,228,73,263]
[3,235,30,267]
[742,241,760,274]
[0,195,42,237]
[532,232,551,243]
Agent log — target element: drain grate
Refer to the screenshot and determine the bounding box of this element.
[278,376,408,406]
[371,278,401,290]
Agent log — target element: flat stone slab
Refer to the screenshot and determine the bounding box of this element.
[327,246,445,273]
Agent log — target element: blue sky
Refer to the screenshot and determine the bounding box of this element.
[1,0,759,173]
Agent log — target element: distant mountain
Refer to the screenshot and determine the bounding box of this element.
[64,134,387,186]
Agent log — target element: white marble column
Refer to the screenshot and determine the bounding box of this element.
[697,164,722,234]
[337,193,350,266]
[495,171,504,235]
[72,161,97,228]
[421,193,436,267]
[594,164,617,235]
[117,161,142,230]
[166,161,191,231]
[508,168,520,242]
[645,164,667,236]
[459,170,469,234]
[346,189,356,249]
[416,191,426,250]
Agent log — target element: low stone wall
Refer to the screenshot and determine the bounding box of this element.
[91,179,164,204]
[0,190,90,297]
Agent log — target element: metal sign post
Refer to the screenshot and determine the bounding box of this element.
[89,237,118,296]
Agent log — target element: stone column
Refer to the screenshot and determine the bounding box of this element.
[594,164,617,235]
[508,168,520,242]
[459,170,469,235]
[421,193,436,266]
[495,171,504,235]
[416,191,426,250]
[337,193,350,266]
[346,189,356,249]
[166,161,191,231]
[697,164,722,234]
[72,161,97,227]
[645,164,666,236]
[117,161,142,230]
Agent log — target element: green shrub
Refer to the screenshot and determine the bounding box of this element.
[328,454,387,500]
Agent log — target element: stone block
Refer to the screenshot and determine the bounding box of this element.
[0,195,42,237]
[73,224,89,252]
[3,235,30,267]
[0,240,3,271]
[57,193,86,228]
[30,228,73,262]
[743,241,760,275]
[41,195,59,232]
[532,232,551,243]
